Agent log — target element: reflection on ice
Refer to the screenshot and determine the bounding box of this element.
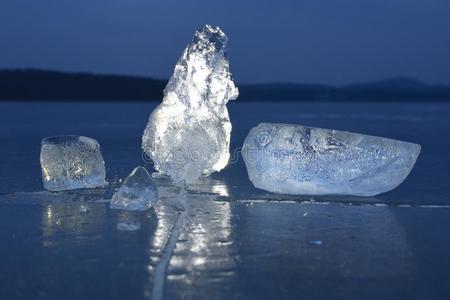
[145,178,237,299]
[116,212,142,231]
[40,200,109,248]
[172,194,234,270]
[186,177,230,197]
[117,221,141,231]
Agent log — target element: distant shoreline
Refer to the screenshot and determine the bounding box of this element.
[1,69,450,101]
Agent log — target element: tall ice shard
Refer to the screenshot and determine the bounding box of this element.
[242,123,421,196]
[142,25,238,183]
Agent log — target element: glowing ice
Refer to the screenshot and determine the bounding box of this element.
[242,123,421,196]
[110,167,158,211]
[40,135,107,191]
[142,25,238,183]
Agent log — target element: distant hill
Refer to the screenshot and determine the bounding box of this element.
[1,69,449,101]
[0,69,166,101]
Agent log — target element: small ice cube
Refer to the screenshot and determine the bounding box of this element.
[242,123,421,196]
[110,166,158,211]
[40,135,107,191]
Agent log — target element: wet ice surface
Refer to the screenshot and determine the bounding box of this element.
[1,187,450,300]
[243,123,421,196]
[1,101,450,299]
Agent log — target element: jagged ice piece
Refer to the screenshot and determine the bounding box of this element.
[40,135,107,191]
[242,123,421,196]
[142,24,238,183]
[110,166,158,211]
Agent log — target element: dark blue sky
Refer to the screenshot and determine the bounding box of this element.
[1,0,450,85]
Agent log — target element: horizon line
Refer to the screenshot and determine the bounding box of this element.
[2,67,448,88]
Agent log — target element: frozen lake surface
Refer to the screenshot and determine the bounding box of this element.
[0,101,449,299]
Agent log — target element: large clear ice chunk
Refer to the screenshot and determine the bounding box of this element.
[110,166,158,211]
[40,135,107,191]
[142,24,238,183]
[242,123,421,196]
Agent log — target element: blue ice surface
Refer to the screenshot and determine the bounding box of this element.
[0,101,449,300]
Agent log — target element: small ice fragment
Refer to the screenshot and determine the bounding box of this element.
[303,212,309,217]
[117,221,141,231]
[40,135,107,191]
[242,123,421,196]
[79,205,89,214]
[110,166,158,211]
[142,25,238,183]
[309,240,323,245]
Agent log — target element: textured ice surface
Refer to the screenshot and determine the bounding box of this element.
[110,166,158,211]
[40,135,107,191]
[242,123,421,196]
[142,24,238,183]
